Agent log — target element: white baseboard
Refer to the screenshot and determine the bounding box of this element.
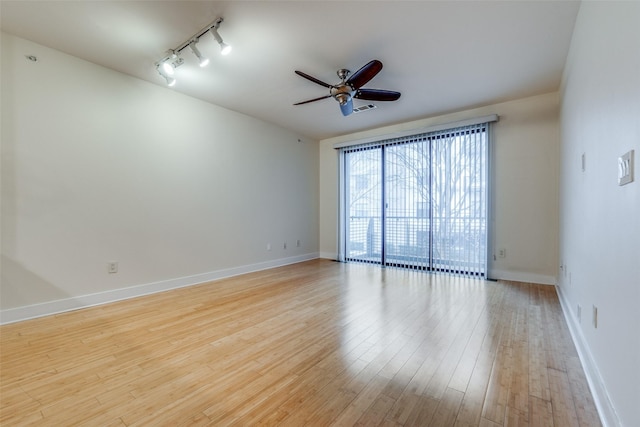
[319,252,338,260]
[555,285,620,427]
[0,253,319,325]
[489,269,557,285]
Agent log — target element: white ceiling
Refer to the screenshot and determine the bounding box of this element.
[0,1,580,140]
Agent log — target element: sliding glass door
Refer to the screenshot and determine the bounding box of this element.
[384,138,432,269]
[341,123,489,277]
[344,146,383,264]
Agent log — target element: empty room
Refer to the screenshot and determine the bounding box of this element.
[1,1,638,426]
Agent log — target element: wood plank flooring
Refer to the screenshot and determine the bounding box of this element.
[0,259,601,426]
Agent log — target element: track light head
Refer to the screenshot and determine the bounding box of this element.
[165,75,177,87]
[219,41,232,56]
[209,27,231,56]
[163,50,184,75]
[161,61,175,76]
[156,63,177,87]
[189,40,210,67]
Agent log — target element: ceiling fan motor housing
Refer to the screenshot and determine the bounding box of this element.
[331,86,355,105]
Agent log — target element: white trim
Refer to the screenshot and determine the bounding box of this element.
[485,122,495,278]
[489,269,557,285]
[0,253,319,325]
[337,151,346,262]
[333,114,499,149]
[555,286,619,427]
[319,251,338,260]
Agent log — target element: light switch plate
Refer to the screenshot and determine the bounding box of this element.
[618,150,634,186]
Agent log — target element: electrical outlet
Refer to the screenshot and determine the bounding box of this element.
[498,248,506,258]
[296,239,301,247]
[107,262,118,274]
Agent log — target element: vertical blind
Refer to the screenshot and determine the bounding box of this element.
[338,120,492,278]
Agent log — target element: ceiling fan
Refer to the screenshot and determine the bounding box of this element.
[293,59,401,116]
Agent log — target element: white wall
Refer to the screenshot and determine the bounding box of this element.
[1,33,319,321]
[558,2,640,427]
[320,92,561,285]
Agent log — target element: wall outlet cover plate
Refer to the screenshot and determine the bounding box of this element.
[618,150,634,186]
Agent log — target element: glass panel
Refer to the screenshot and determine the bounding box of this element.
[385,140,431,270]
[345,147,382,264]
[431,126,487,276]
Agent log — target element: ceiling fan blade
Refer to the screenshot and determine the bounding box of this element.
[346,60,383,89]
[354,89,401,102]
[339,97,354,116]
[295,70,331,88]
[293,94,332,105]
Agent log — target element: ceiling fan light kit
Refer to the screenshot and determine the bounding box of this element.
[155,17,231,86]
[294,59,401,116]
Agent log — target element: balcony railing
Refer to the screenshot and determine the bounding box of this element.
[347,215,486,275]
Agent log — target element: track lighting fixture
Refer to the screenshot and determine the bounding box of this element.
[154,17,231,86]
[189,40,209,67]
[209,27,232,56]
[156,63,176,87]
[161,50,183,75]
[161,61,174,76]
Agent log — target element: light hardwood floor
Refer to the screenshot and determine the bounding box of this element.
[1,259,601,426]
